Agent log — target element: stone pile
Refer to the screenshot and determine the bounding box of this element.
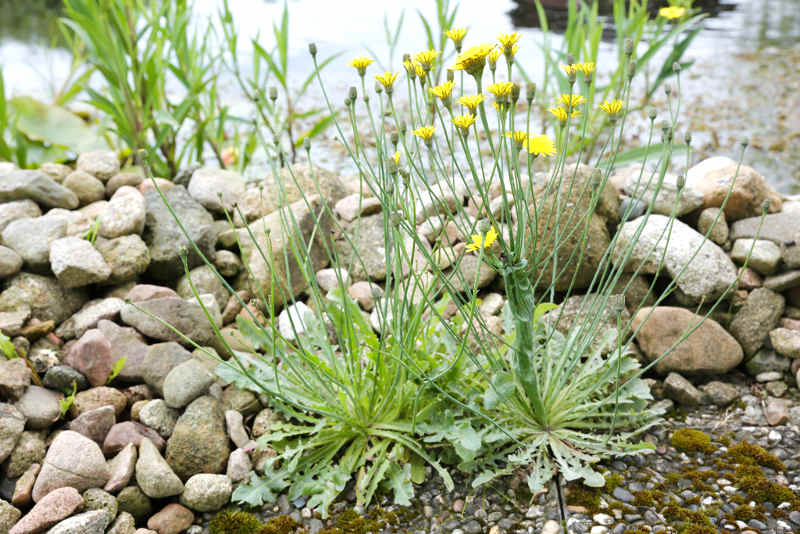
[0,150,798,532]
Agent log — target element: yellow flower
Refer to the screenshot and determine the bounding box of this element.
[465,226,498,253]
[429,81,456,100]
[415,63,426,80]
[488,81,514,98]
[509,44,520,59]
[452,113,477,132]
[549,106,580,121]
[412,125,436,141]
[527,134,557,156]
[488,49,502,68]
[497,32,521,52]
[459,94,484,112]
[450,43,496,76]
[393,151,400,165]
[349,56,374,76]
[403,58,416,78]
[599,99,624,116]
[561,64,579,76]
[559,94,585,108]
[659,6,686,19]
[578,62,595,76]
[445,27,468,47]
[375,72,399,91]
[415,49,440,70]
[505,131,528,145]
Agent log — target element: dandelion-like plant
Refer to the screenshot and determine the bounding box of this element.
[412,125,436,141]
[429,81,456,100]
[659,6,686,19]
[450,43,495,77]
[452,113,477,133]
[459,94,484,112]
[375,72,399,92]
[559,93,586,108]
[415,49,440,71]
[465,226,498,253]
[349,56,374,77]
[445,27,468,50]
[527,134,557,156]
[488,81,515,98]
[599,99,624,117]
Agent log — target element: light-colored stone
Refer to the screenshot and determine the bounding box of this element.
[696,207,729,245]
[138,400,180,438]
[1,215,68,270]
[730,239,782,275]
[334,194,381,222]
[187,167,245,215]
[621,164,703,216]
[94,235,151,284]
[99,186,146,238]
[663,372,705,406]
[55,298,125,340]
[47,510,111,534]
[146,504,193,534]
[9,487,84,534]
[15,386,60,430]
[770,328,800,359]
[50,237,111,288]
[0,403,25,464]
[63,170,105,206]
[135,439,184,499]
[729,288,785,357]
[120,296,221,346]
[32,431,110,502]
[179,474,232,512]
[0,170,79,209]
[0,245,23,279]
[77,151,120,182]
[162,359,214,409]
[0,199,41,233]
[0,273,87,325]
[0,359,31,401]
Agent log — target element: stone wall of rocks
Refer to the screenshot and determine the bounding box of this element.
[0,150,798,533]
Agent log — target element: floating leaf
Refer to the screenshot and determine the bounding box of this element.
[8,96,107,155]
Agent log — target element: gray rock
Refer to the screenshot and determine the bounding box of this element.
[55,298,125,340]
[165,396,230,480]
[698,381,739,407]
[744,348,791,376]
[696,207,729,245]
[98,186,146,238]
[729,288,785,357]
[6,431,46,478]
[179,474,232,512]
[83,488,118,520]
[620,164,703,216]
[334,193,382,222]
[612,215,737,304]
[120,295,221,346]
[730,211,799,245]
[277,301,313,341]
[97,320,149,383]
[2,215,68,270]
[15,386,60,430]
[0,358,31,400]
[138,400,180,438]
[763,270,800,292]
[730,239,782,275]
[94,235,151,284]
[32,431,110,502]
[47,510,111,534]
[163,359,214,409]
[107,512,136,534]
[135,438,184,499]
[224,410,249,449]
[0,403,25,464]
[115,487,152,524]
[50,237,112,288]
[0,246,23,279]
[226,448,251,483]
[0,169,79,209]
[63,170,105,206]
[67,405,116,444]
[445,253,496,292]
[39,162,72,183]
[0,199,41,233]
[663,372,705,406]
[213,250,241,278]
[0,500,21,534]
[187,167,245,215]
[769,328,800,358]
[142,186,216,281]
[104,443,137,493]
[77,150,120,182]
[176,265,229,312]
[140,342,193,396]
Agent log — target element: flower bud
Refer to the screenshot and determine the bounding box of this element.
[664,83,672,96]
[511,83,521,104]
[374,82,383,94]
[684,131,692,145]
[308,43,317,57]
[741,136,749,147]
[303,138,311,152]
[660,120,670,133]
[526,82,536,104]
[591,168,603,187]
[627,65,635,81]
[672,62,681,73]
[762,199,770,213]
[647,108,657,121]
[399,121,407,135]
[269,86,278,102]
[676,174,685,190]
[624,38,634,56]
[344,97,351,107]
[390,132,399,146]
[386,157,398,175]
[566,53,575,65]
[348,86,357,101]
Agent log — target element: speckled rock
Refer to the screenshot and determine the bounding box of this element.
[165,396,230,480]
[0,499,21,533]
[70,387,127,418]
[55,298,125,341]
[0,403,25,464]
[187,167,245,215]
[729,288,785,357]
[116,487,152,524]
[135,438,184,499]
[6,431,46,478]
[97,319,149,383]
[50,237,111,288]
[0,245,23,279]
[15,386,60,430]
[103,422,165,457]
[140,342,193,397]
[770,327,800,358]
[2,215,68,270]
[179,474,232,512]
[48,510,111,534]
[32,431,110,502]
[146,504,194,534]
[104,443,137,493]
[730,239,782,275]
[120,295,221,346]
[176,265,229,314]
[162,359,214,409]
[66,405,116,445]
[9,487,84,534]
[663,372,705,406]
[64,329,113,387]
[0,169,79,209]
[94,235,151,285]
[0,273,87,324]
[63,170,105,206]
[138,400,180,438]
[0,358,31,401]
[77,150,120,182]
[0,199,41,233]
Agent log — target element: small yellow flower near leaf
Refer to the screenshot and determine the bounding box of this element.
[488,49,502,68]
[429,81,456,100]
[488,81,515,98]
[445,27,468,47]
[497,32,521,50]
[505,131,528,145]
[375,72,399,91]
[465,226,498,253]
[578,62,595,76]
[403,59,416,77]
[349,56,374,76]
[599,99,624,116]
[527,135,556,156]
[412,125,436,141]
[659,6,686,19]
[549,106,580,122]
[452,113,477,132]
[415,63,426,80]
[415,49,440,70]
[459,94,484,112]
[450,43,496,76]
[559,94,585,108]
[561,64,579,76]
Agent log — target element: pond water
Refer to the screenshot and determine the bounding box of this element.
[1,0,799,191]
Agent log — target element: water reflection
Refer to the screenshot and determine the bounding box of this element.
[0,0,64,47]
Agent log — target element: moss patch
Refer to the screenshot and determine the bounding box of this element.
[209,510,264,534]
[725,441,785,471]
[261,516,307,534]
[318,508,398,534]
[670,428,715,455]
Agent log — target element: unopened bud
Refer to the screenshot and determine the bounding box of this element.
[741,136,749,147]
[399,121,407,135]
[390,132,399,146]
[660,120,670,133]
[684,131,692,145]
[344,97,351,107]
[526,82,536,103]
[591,168,603,187]
[676,174,685,190]
[386,157,398,175]
[303,138,311,152]
[566,54,575,65]
[375,82,383,94]
[627,65,635,81]
[511,83,520,104]
[672,62,681,73]
[269,86,278,101]
[647,108,657,121]
[348,86,357,101]
[761,199,770,213]
[664,83,672,96]
[308,43,317,57]
[624,38,634,57]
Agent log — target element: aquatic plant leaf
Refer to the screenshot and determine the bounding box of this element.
[8,96,107,154]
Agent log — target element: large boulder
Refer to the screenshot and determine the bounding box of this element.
[31,431,110,502]
[0,169,79,209]
[612,214,738,304]
[632,307,743,375]
[142,186,216,282]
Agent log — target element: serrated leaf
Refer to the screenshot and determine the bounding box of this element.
[231,464,290,507]
[235,315,271,351]
[385,462,414,506]
[483,371,515,410]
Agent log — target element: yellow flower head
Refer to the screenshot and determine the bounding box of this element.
[465,226,498,253]
[445,27,468,47]
[452,113,477,132]
[459,94,484,112]
[488,81,515,98]
[505,130,528,146]
[393,151,400,165]
[412,125,436,141]
[578,62,595,76]
[659,6,686,19]
[599,99,624,116]
[415,49,440,70]
[375,72,399,91]
[549,106,580,122]
[509,44,520,59]
[497,32,521,54]
[559,94,586,108]
[415,63,426,80]
[561,64,579,76]
[450,43,496,77]
[488,49,502,68]
[403,58,416,78]
[528,134,557,156]
[429,80,456,100]
[349,56,374,76]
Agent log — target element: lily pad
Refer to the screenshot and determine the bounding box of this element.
[9,96,108,155]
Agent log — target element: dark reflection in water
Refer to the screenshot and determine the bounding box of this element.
[0,0,64,47]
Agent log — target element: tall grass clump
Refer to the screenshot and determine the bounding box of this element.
[145,0,759,522]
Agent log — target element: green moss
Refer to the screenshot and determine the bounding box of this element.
[670,428,715,455]
[728,504,766,522]
[566,483,601,511]
[632,489,665,507]
[604,473,624,493]
[734,464,798,505]
[726,441,785,471]
[677,525,717,534]
[209,510,263,534]
[622,527,650,534]
[260,516,306,534]
[318,508,397,534]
